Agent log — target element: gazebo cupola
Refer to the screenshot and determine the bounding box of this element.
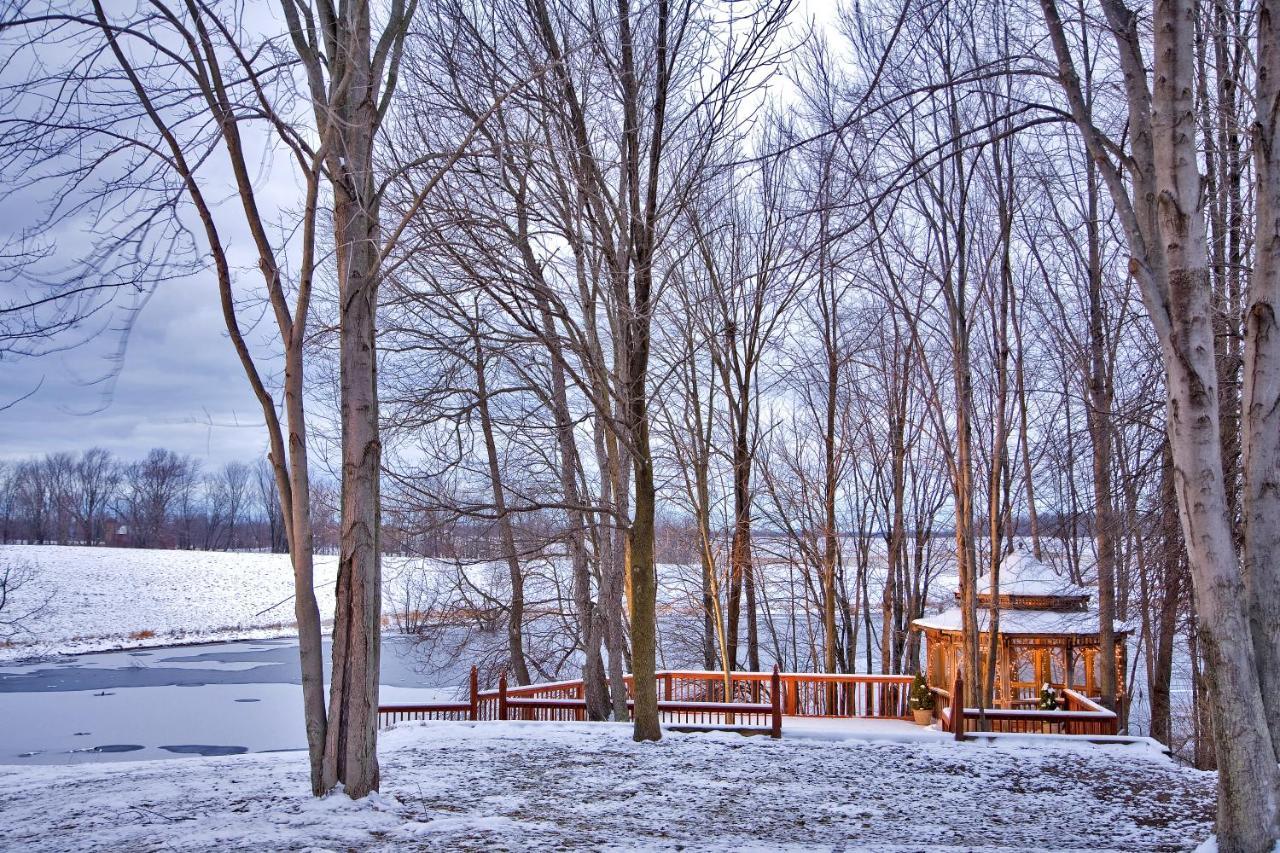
[912,546,1129,707]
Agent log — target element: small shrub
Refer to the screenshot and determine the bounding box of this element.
[128,629,157,640]
[908,672,935,711]
[1037,683,1059,711]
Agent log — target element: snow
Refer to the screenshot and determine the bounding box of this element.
[0,544,462,663]
[913,605,1129,636]
[1193,838,1280,853]
[0,544,338,661]
[0,680,443,765]
[779,715,950,743]
[0,720,1216,851]
[989,547,1090,598]
[0,543,1221,849]
[913,548,1131,635]
[0,637,459,764]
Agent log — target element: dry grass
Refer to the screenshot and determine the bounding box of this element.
[127,629,157,640]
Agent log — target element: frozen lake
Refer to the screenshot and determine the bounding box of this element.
[0,636,451,765]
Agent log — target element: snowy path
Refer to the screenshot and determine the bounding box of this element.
[0,721,1214,851]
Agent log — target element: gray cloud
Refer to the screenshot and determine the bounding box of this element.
[0,273,278,468]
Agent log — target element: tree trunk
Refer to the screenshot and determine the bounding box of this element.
[1152,0,1280,841]
[1085,156,1119,712]
[1040,0,1280,842]
[322,97,383,799]
[822,351,840,676]
[1240,0,1280,758]
[472,337,531,686]
[593,414,631,719]
[531,278,608,717]
[628,429,661,740]
[284,326,326,796]
[1149,451,1181,746]
[323,217,382,797]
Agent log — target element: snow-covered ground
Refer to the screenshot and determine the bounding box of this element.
[0,543,1221,850]
[0,541,955,666]
[0,544,339,661]
[0,544,469,663]
[0,720,1215,852]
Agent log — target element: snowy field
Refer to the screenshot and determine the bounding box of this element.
[0,544,339,661]
[0,544,470,663]
[0,720,1215,852]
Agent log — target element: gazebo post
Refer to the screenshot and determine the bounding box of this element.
[997,639,1009,708]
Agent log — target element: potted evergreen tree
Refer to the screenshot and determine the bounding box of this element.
[1037,683,1061,733]
[908,672,935,725]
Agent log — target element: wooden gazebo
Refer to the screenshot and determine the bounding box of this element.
[912,548,1129,708]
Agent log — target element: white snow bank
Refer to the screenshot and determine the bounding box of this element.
[0,719,1217,852]
[0,545,336,661]
[0,545,461,662]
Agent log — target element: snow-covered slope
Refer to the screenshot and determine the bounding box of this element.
[0,545,342,661]
[0,720,1215,852]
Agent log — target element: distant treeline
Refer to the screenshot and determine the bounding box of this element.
[0,446,705,559]
[0,447,340,552]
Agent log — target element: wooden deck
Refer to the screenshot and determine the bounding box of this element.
[379,668,1124,742]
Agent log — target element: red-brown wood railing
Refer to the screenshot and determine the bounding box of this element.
[380,667,1118,739]
[934,674,1119,738]
[381,666,789,737]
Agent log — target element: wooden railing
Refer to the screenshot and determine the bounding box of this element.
[379,667,1118,740]
[936,674,1119,738]
[655,670,914,718]
[380,666,788,737]
[380,666,482,724]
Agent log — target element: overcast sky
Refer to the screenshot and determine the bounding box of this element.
[0,271,274,468]
[0,0,835,471]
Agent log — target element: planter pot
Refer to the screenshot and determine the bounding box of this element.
[912,708,933,726]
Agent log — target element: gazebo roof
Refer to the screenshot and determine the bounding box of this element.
[912,605,1129,637]
[912,547,1130,638]
[986,549,1089,599]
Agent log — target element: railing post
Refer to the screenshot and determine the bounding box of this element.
[498,672,508,721]
[951,671,965,741]
[663,672,672,701]
[469,666,479,721]
[771,665,782,739]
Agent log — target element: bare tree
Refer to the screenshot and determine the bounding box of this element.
[117,449,196,547]
[1039,0,1280,844]
[0,557,52,642]
[210,462,251,550]
[72,448,119,545]
[0,0,397,796]
[256,457,288,554]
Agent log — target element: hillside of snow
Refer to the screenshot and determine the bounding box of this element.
[0,545,344,661]
[0,720,1215,852]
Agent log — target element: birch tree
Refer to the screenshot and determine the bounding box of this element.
[1039,0,1280,844]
